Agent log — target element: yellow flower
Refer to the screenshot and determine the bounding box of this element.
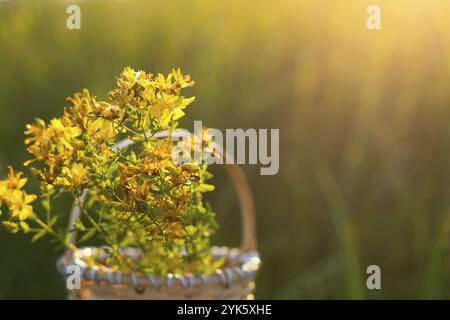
[4,166,28,190]
[71,163,89,187]
[148,94,195,127]
[66,89,93,121]
[48,117,82,151]
[153,73,173,92]
[170,68,195,89]
[0,167,37,222]
[24,114,83,167]
[24,118,47,145]
[8,190,37,220]
[110,67,196,128]
[117,67,151,91]
[87,118,118,145]
[59,163,88,189]
[93,103,123,120]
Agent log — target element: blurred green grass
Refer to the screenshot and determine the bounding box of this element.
[1,0,450,299]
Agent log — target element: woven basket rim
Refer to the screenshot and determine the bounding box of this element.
[57,246,260,290]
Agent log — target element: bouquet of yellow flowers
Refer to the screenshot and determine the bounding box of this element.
[0,67,221,276]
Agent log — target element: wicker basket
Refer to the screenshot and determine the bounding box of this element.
[57,130,260,300]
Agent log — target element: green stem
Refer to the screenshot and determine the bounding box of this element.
[33,216,77,251]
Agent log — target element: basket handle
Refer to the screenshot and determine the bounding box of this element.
[67,130,257,252]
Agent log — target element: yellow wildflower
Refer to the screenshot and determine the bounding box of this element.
[148,94,195,127]
[0,167,37,222]
[70,163,89,188]
[86,118,118,145]
[47,117,82,151]
[4,166,28,190]
[170,68,195,89]
[117,67,152,90]
[8,190,37,220]
[66,89,93,120]
[58,163,88,189]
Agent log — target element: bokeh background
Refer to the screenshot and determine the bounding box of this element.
[1,0,450,299]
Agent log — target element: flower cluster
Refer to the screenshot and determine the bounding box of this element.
[24,90,117,191]
[0,167,37,233]
[0,67,219,275]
